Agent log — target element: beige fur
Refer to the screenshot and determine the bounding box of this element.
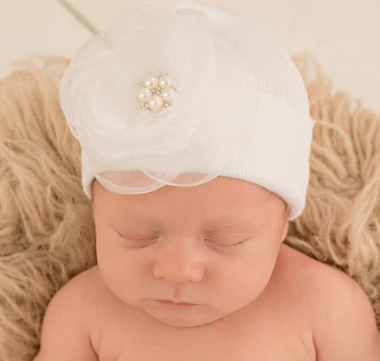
[0,54,379,360]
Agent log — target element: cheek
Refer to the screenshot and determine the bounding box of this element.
[96,237,143,303]
[95,225,136,271]
[219,246,280,306]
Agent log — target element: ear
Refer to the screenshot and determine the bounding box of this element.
[281,221,289,241]
[280,204,290,241]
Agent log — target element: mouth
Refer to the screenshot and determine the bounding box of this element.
[156,299,197,307]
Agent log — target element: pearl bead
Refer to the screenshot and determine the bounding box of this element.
[158,74,172,89]
[162,86,177,103]
[138,87,152,102]
[144,75,158,89]
[148,95,164,112]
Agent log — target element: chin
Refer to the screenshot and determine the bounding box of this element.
[142,304,228,328]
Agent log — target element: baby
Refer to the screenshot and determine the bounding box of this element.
[34,1,380,360]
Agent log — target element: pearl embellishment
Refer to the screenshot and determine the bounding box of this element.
[138,73,177,113]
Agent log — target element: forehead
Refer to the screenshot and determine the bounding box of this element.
[92,176,281,218]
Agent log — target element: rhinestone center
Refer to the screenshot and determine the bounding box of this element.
[138,74,177,113]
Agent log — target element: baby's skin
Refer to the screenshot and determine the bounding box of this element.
[35,177,380,360]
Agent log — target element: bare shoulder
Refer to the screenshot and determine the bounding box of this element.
[277,244,375,315]
[41,266,104,331]
[66,265,105,293]
[55,265,113,317]
[276,244,380,360]
[54,266,102,307]
[35,266,102,360]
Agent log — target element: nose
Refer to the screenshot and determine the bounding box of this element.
[152,238,205,284]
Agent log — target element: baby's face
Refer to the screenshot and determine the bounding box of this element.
[92,176,289,328]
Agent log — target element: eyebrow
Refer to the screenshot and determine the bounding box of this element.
[111,211,256,232]
[204,221,255,235]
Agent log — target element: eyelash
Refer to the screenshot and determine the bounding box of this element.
[117,232,247,249]
[206,239,248,248]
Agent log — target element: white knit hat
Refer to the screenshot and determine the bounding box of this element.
[60,0,314,221]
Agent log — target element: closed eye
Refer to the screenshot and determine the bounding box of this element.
[117,231,158,242]
[117,231,249,249]
[206,239,248,248]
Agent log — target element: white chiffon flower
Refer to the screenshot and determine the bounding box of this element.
[60,1,259,190]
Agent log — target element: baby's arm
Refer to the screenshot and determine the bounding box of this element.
[33,274,98,361]
[312,269,380,360]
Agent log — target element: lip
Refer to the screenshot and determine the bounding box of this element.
[156,299,197,307]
